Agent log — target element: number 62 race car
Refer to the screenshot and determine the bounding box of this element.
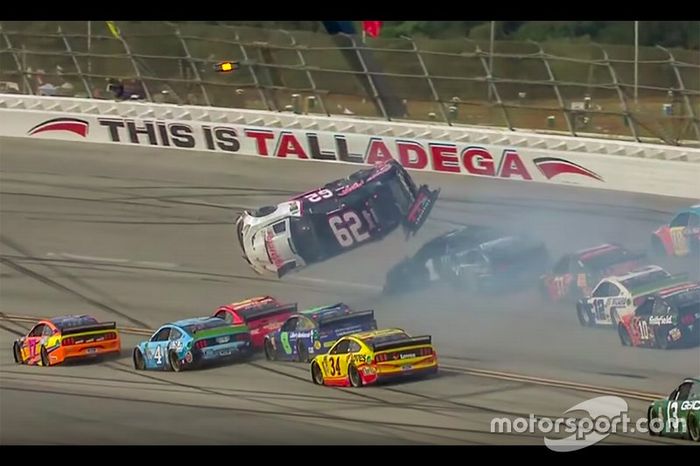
[236,160,440,277]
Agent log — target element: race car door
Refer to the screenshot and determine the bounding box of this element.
[664,381,695,437]
[22,323,47,363]
[275,316,299,359]
[590,282,625,325]
[324,338,354,379]
[144,326,171,369]
[669,213,691,256]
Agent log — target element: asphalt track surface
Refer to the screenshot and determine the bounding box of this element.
[1,137,698,445]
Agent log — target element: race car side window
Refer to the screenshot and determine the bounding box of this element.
[676,382,693,401]
[29,324,45,337]
[652,299,671,315]
[592,282,610,297]
[608,284,622,296]
[297,317,315,331]
[635,299,654,317]
[272,221,286,234]
[151,327,171,342]
[42,325,54,337]
[689,382,700,400]
[281,317,298,332]
[215,310,233,324]
[330,339,351,354]
[688,213,700,228]
[552,256,570,275]
[348,341,362,353]
[169,328,182,340]
[670,213,689,228]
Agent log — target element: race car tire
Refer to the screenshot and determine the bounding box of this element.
[264,339,276,361]
[40,346,50,367]
[348,365,363,388]
[688,412,700,442]
[618,325,632,346]
[654,328,670,350]
[133,348,146,370]
[651,236,666,257]
[576,304,593,327]
[168,350,183,372]
[311,362,324,385]
[648,407,661,436]
[12,341,23,364]
[296,342,309,363]
[610,310,621,328]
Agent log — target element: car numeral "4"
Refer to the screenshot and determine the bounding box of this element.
[329,210,373,248]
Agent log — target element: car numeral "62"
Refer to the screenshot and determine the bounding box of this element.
[329,210,372,248]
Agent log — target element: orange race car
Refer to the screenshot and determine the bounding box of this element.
[12,314,121,366]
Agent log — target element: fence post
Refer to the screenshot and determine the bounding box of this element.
[403,35,450,125]
[1,27,34,95]
[174,28,211,106]
[233,29,272,112]
[345,34,390,120]
[115,28,153,102]
[279,29,330,116]
[656,45,700,143]
[58,26,93,98]
[530,41,575,136]
[474,44,512,131]
[598,46,642,143]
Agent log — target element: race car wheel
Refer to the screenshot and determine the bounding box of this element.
[648,407,661,436]
[348,365,363,388]
[264,339,276,361]
[296,342,309,363]
[618,325,632,346]
[12,342,23,364]
[133,348,146,370]
[311,362,324,385]
[610,310,620,328]
[688,412,700,442]
[40,346,50,367]
[168,350,183,372]
[576,304,593,327]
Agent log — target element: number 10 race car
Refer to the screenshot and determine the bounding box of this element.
[236,160,440,277]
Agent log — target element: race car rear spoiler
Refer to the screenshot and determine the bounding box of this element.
[239,303,298,322]
[62,321,117,336]
[318,309,375,327]
[372,335,432,353]
[404,185,440,238]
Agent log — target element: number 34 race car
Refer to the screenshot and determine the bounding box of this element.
[310,328,438,387]
[236,160,440,277]
[12,314,121,366]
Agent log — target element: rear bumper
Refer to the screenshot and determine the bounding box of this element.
[360,361,439,385]
[54,340,121,363]
[196,342,251,361]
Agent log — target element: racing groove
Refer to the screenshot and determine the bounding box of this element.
[0,137,697,445]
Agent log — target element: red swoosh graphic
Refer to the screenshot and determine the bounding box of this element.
[29,120,88,137]
[534,157,603,181]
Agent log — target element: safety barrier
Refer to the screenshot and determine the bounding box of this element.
[1,94,698,199]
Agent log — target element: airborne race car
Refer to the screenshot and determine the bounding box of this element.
[236,160,440,278]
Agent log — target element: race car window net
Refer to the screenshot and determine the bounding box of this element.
[151,328,171,342]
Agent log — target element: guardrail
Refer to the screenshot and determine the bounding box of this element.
[1,21,698,146]
[1,94,699,200]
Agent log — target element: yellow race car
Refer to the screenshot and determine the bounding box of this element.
[310,328,438,387]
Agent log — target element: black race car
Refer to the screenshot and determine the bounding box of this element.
[383,226,549,294]
[237,160,440,277]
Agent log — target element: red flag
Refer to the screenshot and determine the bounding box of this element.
[362,21,383,38]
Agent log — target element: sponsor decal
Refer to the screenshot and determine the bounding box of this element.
[264,231,285,270]
[533,157,603,181]
[28,117,89,137]
[681,400,700,410]
[649,315,673,325]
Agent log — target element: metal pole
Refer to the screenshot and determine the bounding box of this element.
[634,20,639,104]
[87,21,92,75]
[488,21,495,101]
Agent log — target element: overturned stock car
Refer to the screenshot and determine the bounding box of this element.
[236,160,440,278]
[383,226,550,295]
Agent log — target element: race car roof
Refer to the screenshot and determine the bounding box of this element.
[575,244,640,269]
[50,314,98,330]
[170,316,229,330]
[301,303,352,320]
[678,204,700,217]
[658,282,700,299]
[351,328,408,344]
[226,296,278,310]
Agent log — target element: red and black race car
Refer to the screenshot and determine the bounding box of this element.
[618,281,700,349]
[540,243,646,303]
[213,296,296,350]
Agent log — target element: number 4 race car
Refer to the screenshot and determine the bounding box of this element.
[12,314,120,366]
[133,317,251,371]
[236,160,440,277]
[310,328,438,387]
[618,281,700,349]
[647,378,700,442]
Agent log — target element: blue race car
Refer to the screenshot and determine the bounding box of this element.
[133,317,252,371]
[263,303,377,362]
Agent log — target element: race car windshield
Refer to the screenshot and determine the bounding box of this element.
[183,319,229,334]
[51,315,98,330]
